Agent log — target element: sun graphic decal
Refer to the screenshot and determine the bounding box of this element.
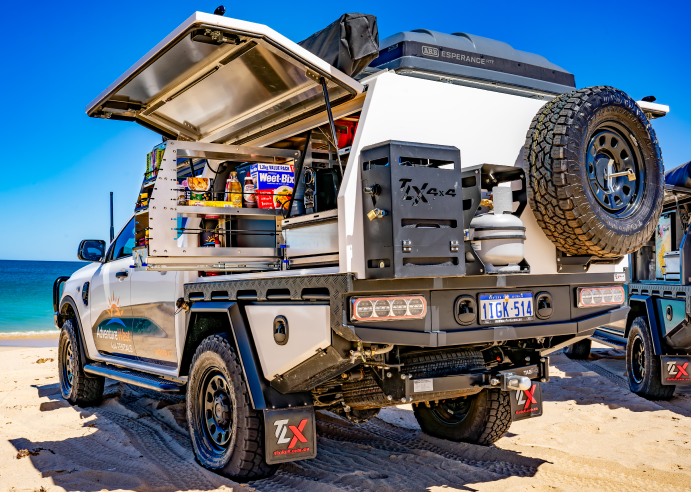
[106,292,124,318]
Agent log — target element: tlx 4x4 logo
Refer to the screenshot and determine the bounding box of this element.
[666,361,690,381]
[399,179,456,205]
[274,418,308,449]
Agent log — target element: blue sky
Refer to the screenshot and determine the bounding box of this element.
[0,0,688,261]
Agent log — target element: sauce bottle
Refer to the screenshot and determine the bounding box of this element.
[243,176,257,208]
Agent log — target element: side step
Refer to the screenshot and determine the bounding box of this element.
[84,362,185,393]
[590,329,627,349]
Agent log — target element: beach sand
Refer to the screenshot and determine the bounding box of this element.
[0,343,690,491]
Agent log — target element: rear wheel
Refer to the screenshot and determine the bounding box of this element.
[187,334,276,481]
[564,338,592,359]
[626,317,675,400]
[413,389,511,445]
[58,319,104,406]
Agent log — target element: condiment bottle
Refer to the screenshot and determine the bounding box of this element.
[243,176,257,208]
[226,172,243,208]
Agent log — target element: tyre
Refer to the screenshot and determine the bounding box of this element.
[187,334,276,481]
[626,316,675,400]
[524,86,664,258]
[413,389,511,445]
[563,338,592,359]
[58,319,104,406]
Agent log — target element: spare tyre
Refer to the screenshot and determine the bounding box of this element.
[524,86,664,258]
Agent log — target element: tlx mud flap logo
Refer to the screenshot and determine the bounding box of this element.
[274,419,308,451]
[399,179,456,206]
[665,360,690,383]
[264,407,317,464]
[510,382,543,421]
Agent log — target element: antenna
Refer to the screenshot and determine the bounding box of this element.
[110,192,114,243]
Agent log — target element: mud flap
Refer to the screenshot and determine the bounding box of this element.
[510,382,543,421]
[661,356,691,385]
[263,406,318,464]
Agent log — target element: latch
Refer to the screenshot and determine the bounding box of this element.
[402,240,412,253]
[450,240,459,252]
[363,184,381,197]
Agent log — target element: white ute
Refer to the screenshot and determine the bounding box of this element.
[54,10,665,480]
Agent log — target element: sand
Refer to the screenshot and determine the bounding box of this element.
[0,344,690,492]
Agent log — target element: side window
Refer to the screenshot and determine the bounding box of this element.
[110,217,136,260]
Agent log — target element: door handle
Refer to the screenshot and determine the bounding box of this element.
[116,271,129,280]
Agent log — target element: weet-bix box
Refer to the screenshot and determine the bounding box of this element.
[250,163,294,209]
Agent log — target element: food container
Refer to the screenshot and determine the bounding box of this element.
[250,163,294,209]
[188,177,212,202]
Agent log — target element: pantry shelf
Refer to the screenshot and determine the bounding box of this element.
[176,206,283,218]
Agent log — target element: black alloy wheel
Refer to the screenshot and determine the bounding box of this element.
[200,372,234,455]
[630,333,646,384]
[60,337,75,396]
[430,397,474,425]
[58,319,104,406]
[626,316,674,400]
[586,124,644,217]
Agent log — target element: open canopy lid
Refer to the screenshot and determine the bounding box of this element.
[86,12,364,144]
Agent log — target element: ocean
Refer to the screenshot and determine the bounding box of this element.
[0,259,85,337]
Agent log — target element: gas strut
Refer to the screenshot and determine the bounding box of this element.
[319,77,344,178]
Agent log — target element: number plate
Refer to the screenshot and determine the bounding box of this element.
[479,292,533,324]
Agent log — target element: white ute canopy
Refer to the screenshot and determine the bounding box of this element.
[87,12,364,144]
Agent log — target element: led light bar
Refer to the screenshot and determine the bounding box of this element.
[577,286,625,308]
[351,295,427,322]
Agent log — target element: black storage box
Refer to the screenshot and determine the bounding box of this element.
[360,141,465,279]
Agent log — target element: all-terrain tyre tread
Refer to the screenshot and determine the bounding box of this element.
[400,348,485,378]
[523,86,664,257]
[59,319,104,406]
[626,317,675,400]
[477,389,512,445]
[413,388,512,446]
[188,334,276,480]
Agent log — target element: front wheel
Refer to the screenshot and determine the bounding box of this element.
[58,319,104,406]
[413,389,511,445]
[187,334,277,481]
[626,316,675,400]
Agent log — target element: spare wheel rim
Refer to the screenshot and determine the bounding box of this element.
[586,124,645,217]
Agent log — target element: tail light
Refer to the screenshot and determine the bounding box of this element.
[351,295,427,322]
[577,286,625,308]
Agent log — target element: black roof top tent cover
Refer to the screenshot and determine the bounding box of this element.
[298,13,379,78]
[368,29,576,94]
[666,161,691,189]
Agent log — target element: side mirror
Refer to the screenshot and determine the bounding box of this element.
[78,240,106,262]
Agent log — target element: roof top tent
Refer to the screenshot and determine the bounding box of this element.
[87,12,364,144]
[364,29,576,96]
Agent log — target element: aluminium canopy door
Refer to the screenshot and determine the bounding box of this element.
[87,12,364,145]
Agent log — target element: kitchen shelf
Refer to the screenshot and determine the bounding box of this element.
[176,205,283,218]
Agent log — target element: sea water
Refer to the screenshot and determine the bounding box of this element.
[0,259,84,337]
